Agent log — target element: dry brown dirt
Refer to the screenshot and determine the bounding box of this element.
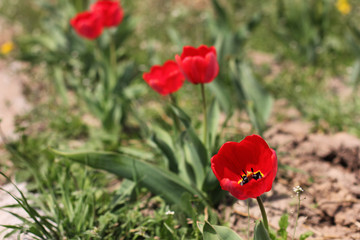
[227,117,360,239]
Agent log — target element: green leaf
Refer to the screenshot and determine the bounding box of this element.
[112,179,136,204]
[207,99,220,150]
[151,133,179,173]
[170,105,209,188]
[254,221,271,240]
[167,27,184,49]
[350,60,360,88]
[210,0,230,29]
[114,61,137,91]
[299,231,314,240]
[203,221,218,240]
[208,81,232,116]
[277,213,289,239]
[197,221,205,234]
[186,127,208,168]
[184,141,205,189]
[118,146,154,161]
[170,105,208,166]
[53,66,68,105]
[199,221,243,240]
[51,149,206,214]
[212,225,243,240]
[230,61,273,135]
[170,105,191,128]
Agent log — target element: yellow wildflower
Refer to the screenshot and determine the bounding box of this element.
[0,41,14,55]
[336,0,351,15]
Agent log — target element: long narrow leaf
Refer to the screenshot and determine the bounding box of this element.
[51,149,207,214]
[151,134,179,173]
[198,221,243,240]
[207,99,220,150]
[230,61,273,135]
[208,81,232,116]
[254,221,271,240]
[169,106,209,188]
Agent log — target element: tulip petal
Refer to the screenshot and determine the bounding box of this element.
[143,60,185,95]
[211,135,278,200]
[91,0,124,27]
[176,45,219,84]
[70,11,103,39]
[204,52,219,83]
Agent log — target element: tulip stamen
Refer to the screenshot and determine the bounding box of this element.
[238,168,264,186]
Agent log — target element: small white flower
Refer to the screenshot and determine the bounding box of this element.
[293,186,304,196]
[165,210,175,215]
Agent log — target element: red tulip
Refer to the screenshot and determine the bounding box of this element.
[143,60,185,96]
[175,45,219,84]
[70,11,103,40]
[211,135,277,200]
[91,0,124,28]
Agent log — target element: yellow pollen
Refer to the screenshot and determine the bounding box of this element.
[238,169,264,185]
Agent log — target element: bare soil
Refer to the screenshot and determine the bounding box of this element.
[227,116,360,240]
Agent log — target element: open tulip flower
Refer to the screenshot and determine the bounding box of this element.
[70,11,103,40]
[91,0,124,28]
[143,60,185,96]
[175,45,219,84]
[211,135,277,200]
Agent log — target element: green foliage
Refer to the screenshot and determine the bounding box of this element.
[0,172,59,239]
[277,213,289,239]
[299,231,314,240]
[148,103,225,206]
[206,0,272,129]
[1,105,204,239]
[16,0,139,139]
[272,0,346,65]
[198,221,243,240]
[347,20,360,89]
[254,221,271,240]
[208,0,262,64]
[0,171,199,239]
[266,213,313,240]
[51,149,208,215]
[267,66,360,136]
[230,61,273,135]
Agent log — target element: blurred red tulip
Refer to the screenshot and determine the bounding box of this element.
[70,11,103,40]
[175,45,219,84]
[91,0,124,28]
[211,135,278,200]
[143,60,185,96]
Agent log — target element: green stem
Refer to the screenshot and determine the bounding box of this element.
[169,94,181,133]
[169,93,177,106]
[94,40,110,100]
[200,84,207,147]
[108,34,117,99]
[75,0,83,12]
[293,195,300,240]
[256,196,269,233]
[110,36,117,72]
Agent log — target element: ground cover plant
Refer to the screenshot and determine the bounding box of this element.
[0,0,360,239]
